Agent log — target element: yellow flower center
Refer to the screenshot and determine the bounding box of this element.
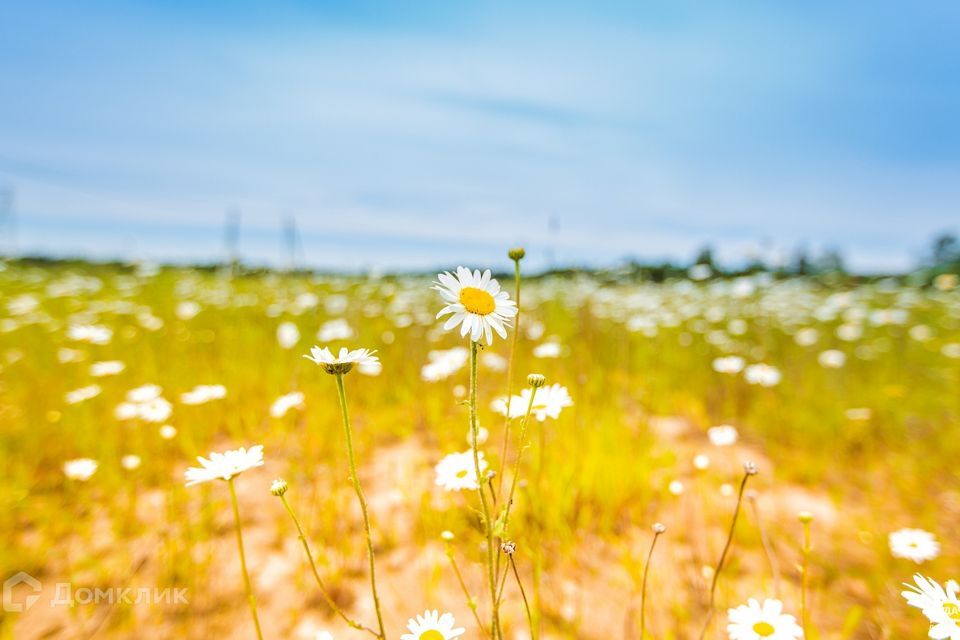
[456,469,468,479]
[752,621,776,637]
[944,602,960,623]
[419,630,445,640]
[459,287,496,315]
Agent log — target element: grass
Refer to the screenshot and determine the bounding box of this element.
[0,259,957,638]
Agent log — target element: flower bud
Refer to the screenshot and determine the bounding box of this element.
[798,510,814,523]
[743,461,759,476]
[270,478,289,497]
[508,247,526,261]
[652,522,666,534]
[501,541,517,555]
[527,373,546,388]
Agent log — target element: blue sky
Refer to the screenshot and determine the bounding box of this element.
[0,1,958,272]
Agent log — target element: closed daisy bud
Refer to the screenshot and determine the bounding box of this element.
[527,373,546,388]
[270,478,289,497]
[652,522,666,534]
[508,247,526,261]
[743,461,759,475]
[501,541,517,555]
[798,511,814,523]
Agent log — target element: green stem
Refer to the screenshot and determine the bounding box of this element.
[280,494,379,637]
[470,342,501,640]
[639,530,663,640]
[501,387,539,529]
[497,257,522,497]
[446,545,490,637]
[335,373,386,640]
[228,478,264,640]
[510,555,535,640]
[698,470,752,640]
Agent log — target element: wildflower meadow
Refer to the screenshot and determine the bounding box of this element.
[1,254,958,639]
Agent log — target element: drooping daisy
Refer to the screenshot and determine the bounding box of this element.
[304,346,379,375]
[435,450,488,491]
[184,445,265,486]
[902,574,960,639]
[433,267,517,345]
[890,528,941,564]
[63,458,98,481]
[400,609,465,640]
[727,598,803,639]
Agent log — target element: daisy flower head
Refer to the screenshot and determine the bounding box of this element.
[184,445,264,486]
[304,345,379,375]
[890,528,941,564]
[401,610,465,640]
[433,267,517,345]
[435,450,488,491]
[902,574,960,638]
[63,458,98,481]
[727,598,803,639]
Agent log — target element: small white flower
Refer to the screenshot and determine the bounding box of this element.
[159,425,177,439]
[433,267,517,345]
[493,384,573,422]
[533,341,563,358]
[180,384,227,405]
[727,598,802,639]
[435,450,488,491]
[121,454,142,470]
[64,458,98,481]
[466,425,490,447]
[400,610,465,640]
[304,346,379,374]
[271,391,305,418]
[277,321,301,349]
[712,356,746,374]
[317,318,354,342]
[818,349,846,369]
[90,360,125,376]
[65,385,101,404]
[708,425,739,447]
[184,445,265,486]
[744,363,781,387]
[176,300,201,320]
[421,347,469,382]
[902,574,960,639]
[127,384,162,403]
[67,324,113,345]
[890,528,941,564]
[668,480,684,495]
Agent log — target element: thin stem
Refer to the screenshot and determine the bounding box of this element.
[747,493,781,599]
[228,478,264,640]
[510,555,535,640]
[446,545,490,638]
[501,387,539,528]
[496,560,510,605]
[470,342,501,640]
[280,494,379,637]
[801,520,812,638]
[640,530,664,640]
[497,257,523,497]
[698,470,753,640]
[335,373,386,640]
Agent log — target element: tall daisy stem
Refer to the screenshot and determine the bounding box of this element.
[228,477,264,640]
[640,526,665,639]
[335,372,386,640]
[698,466,755,640]
[497,254,523,497]
[279,493,380,637]
[445,543,489,638]
[470,342,501,640]
[510,554,535,639]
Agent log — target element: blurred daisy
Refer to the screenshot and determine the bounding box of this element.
[159,425,177,439]
[67,324,113,345]
[63,458,98,481]
[421,347,469,382]
[270,391,305,418]
[466,425,490,447]
[65,384,101,404]
[400,610,464,640]
[902,574,960,639]
[127,384,162,403]
[277,321,301,349]
[433,267,517,345]
[304,346,378,374]
[818,349,846,369]
[90,360,125,376]
[435,450,487,491]
[744,363,781,387]
[727,598,802,639]
[712,356,745,374]
[184,445,264,486]
[493,384,573,422]
[708,425,739,447]
[180,384,227,405]
[121,454,142,470]
[533,341,563,358]
[890,528,940,563]
[317,318,355,342]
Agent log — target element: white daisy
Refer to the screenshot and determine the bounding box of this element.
[744,363,782,387]
[727,598,803,639]
[713,356,746,374]
[890,528,941,564]
[270,391,305,418]
[433,267,517,345]
[277,321,301,349]
[435,450,488,491]
[304,346,379,374]
[121,454,142,470]
[184,445,265,486]
[493,384,573,422]
[90,360,125,376]
[902,574,960,639]
[400,610,465,640]
[708,424,739,447]
[63,458,98,481]
[65,384,101,404]
[180,384,227,405]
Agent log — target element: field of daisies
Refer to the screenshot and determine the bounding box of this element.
[1,254,958,640]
